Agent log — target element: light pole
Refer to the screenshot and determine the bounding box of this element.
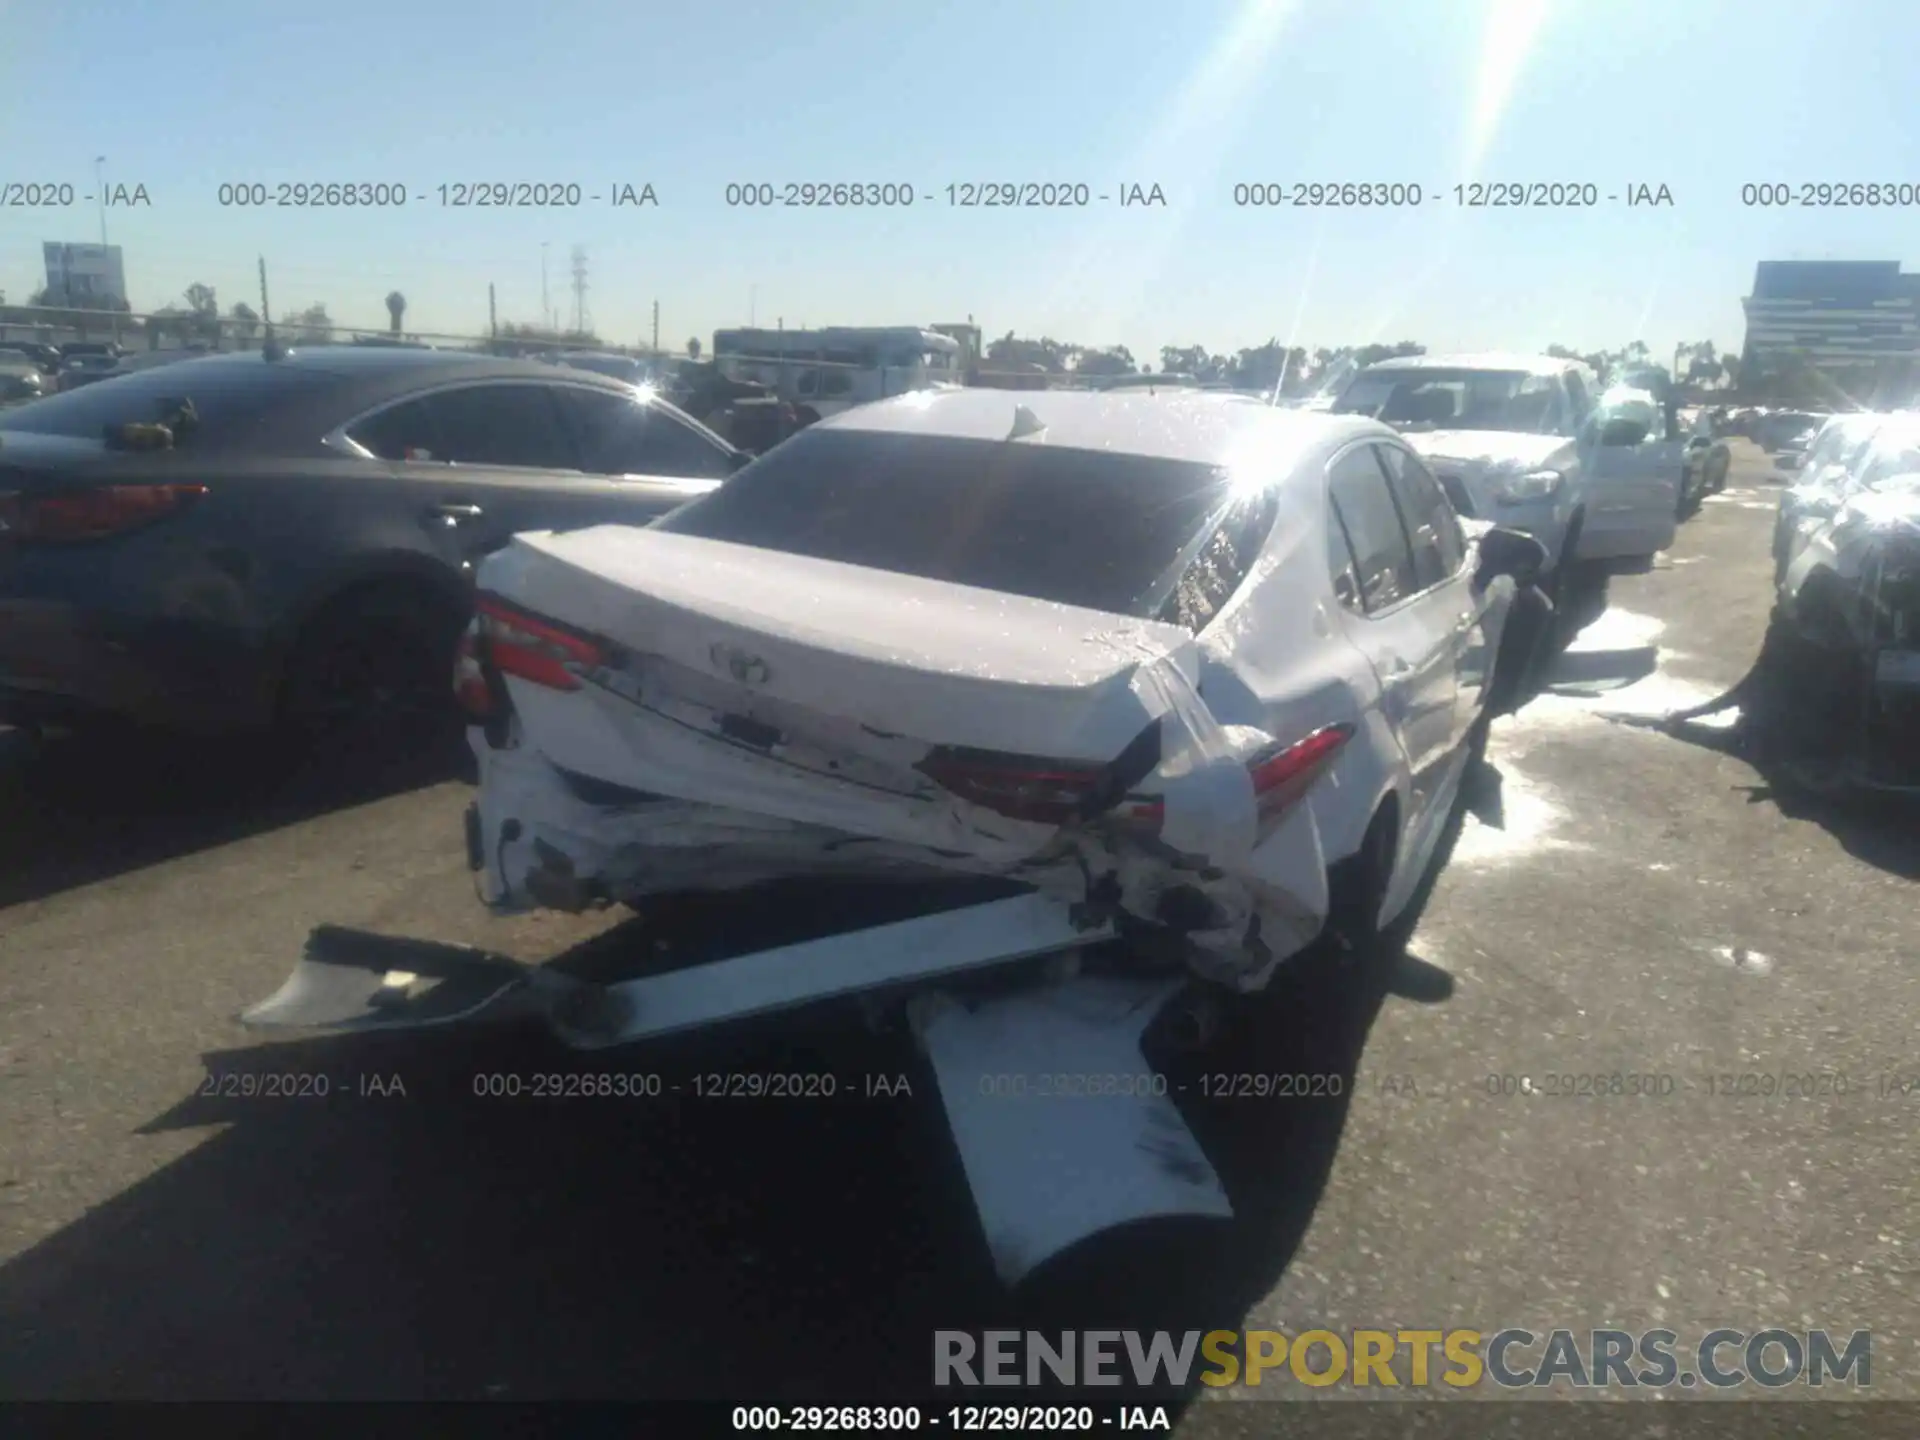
[750,284,757,326]
[95,156,107,246]
[541,243,551,332]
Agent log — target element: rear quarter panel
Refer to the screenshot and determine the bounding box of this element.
[1196,490,1405,873]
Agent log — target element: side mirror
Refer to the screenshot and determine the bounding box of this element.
[1777,453,1803,472]
[1600,417,1650,447]
[1475,525,1549,589]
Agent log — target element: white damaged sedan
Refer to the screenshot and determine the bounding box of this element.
[248,388,1552,1285]
[457,389,1544,988]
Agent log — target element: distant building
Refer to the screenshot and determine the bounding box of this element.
[1739,261,1920,391]
[932,322,982,369]
[42,242,128,306]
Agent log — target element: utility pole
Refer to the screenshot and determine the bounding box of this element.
[95,156,107,247]
[651,299,659,353]
[259,257,281,358]
[541,243,551,332]
[750,285,757,326]
[570,245,589,336]
[489,283,498,341]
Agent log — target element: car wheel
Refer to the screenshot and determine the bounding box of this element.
[1323,801,1397,960]
[1710,455,1729,493]
[277,584,468,767]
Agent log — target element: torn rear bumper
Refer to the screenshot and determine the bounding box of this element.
[240,905,1234,1286]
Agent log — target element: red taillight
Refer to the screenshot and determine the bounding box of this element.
[7,483,208,542]
[916,753,1111,826]
[1248,723,1355,815]
[1120,723,1355,832]
[473,595,606,693]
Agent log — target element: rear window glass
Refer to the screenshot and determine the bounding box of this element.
[652,429,1248,618]
[0,358,337,441]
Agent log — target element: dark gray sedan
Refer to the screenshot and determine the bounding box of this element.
[0,346,746,753]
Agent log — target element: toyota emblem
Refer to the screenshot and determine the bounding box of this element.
[711,642,771,686]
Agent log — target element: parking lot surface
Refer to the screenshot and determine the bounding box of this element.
[0,441,1913,1412]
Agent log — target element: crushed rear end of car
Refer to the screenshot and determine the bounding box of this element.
[1773,483,1920,793]
[455,525,1350,992]
[250,515,1364,1285]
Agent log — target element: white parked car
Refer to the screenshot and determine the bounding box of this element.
[1331,352,1685,604]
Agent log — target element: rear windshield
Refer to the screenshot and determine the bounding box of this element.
[651,428,1250,617]
[0,359,336,441]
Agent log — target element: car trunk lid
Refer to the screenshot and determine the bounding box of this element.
[479,525,1202,765]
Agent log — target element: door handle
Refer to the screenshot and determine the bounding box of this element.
[429,502,484,521]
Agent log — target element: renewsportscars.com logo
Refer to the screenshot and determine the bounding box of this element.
[933,1328,1873,1390]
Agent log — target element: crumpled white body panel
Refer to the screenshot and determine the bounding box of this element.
[469,487,1400,990]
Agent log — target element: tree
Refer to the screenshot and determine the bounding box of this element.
[687,337,702,360]
[1227,340,1307,393]
[229,301,259,345]
[185,283,218,317]
[280,303,335,346]
[385,290,406,337]
[1161,345,1232,382]
[1682,341,1723,388]
[984,333,1075,372]
[1073,346,1135,376]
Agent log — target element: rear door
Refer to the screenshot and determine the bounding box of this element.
[1325,443,1459,841]
[1375,441,1487,749]
[341,380,709,565]
[1575,391,1682,565]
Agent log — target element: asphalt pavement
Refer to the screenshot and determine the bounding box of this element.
[0,440,1913,1418]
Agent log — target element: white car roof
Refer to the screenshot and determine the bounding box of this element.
[1356,351,1576,379]
[816,387,1394,469]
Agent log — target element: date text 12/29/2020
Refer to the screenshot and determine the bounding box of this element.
[211,182,659,208]
[1229,181,1675,208]
[470,1071,916,1100]
[197,1070,405,1099]
[730,1404,1173,1433]
[721,182,1167,208]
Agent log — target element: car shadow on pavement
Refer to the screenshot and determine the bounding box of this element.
[0,724,472,910]
[1603,709,1920,882]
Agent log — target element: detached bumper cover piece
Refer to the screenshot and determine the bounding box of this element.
[243,914,1239,1285]
[910,976,1231,1286]
[242,895,1119,1048]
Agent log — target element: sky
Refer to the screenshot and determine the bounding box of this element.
[2,0,1916,366]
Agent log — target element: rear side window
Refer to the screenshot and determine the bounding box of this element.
[351,383,580,468]
[347,397,440,459]
[652,428,1242,618]
[553,386,734,478]
[1158,490,1278,632]
[419,384,578,469]
[1326,445,1417,612]
[1375,444,1464,584]
[1326,506,1362,611]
